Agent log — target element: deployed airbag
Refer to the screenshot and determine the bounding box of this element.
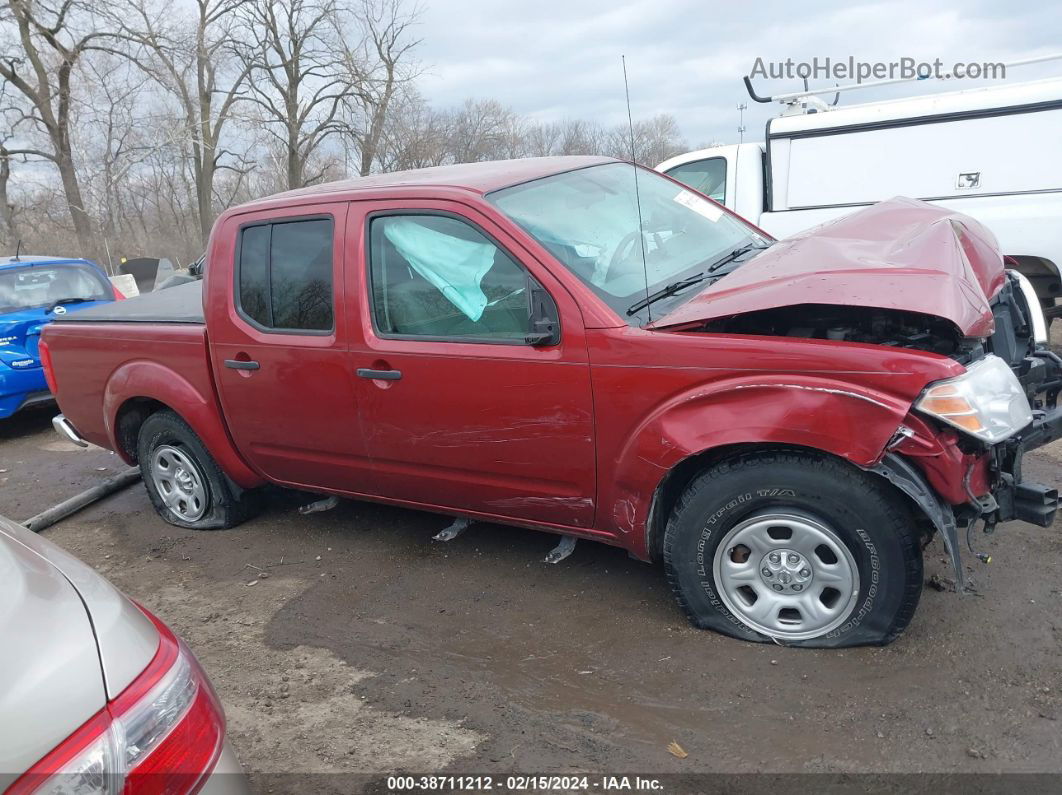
[383,218,495,321]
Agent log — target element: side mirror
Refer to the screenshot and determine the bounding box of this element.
[525,278,561,347]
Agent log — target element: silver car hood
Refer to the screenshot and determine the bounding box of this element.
[0,515,158,778]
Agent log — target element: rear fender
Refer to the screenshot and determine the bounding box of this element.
[610,374,912,557]
[103,359,263,488]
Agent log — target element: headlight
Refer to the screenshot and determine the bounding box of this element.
[1009,270,1048,345]
[916,354,1032,443]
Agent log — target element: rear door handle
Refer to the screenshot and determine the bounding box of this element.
[356,368,402,381]
[225,359,260,371]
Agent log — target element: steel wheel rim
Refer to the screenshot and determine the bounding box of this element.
[712,512,860,641]
[150,445,208,522]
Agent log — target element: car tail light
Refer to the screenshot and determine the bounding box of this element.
[38,339,58,395]
[7,608,225,795]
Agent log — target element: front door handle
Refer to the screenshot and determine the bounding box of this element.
[356,368,402,381]
[225,359,260,371]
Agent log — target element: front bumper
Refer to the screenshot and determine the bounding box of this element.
[990,403,1062,528]
[989,345,1062,526]
[873,351,1062,591]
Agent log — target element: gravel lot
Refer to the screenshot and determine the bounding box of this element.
[2,403,1061,792]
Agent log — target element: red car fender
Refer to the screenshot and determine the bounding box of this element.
[102,359,263,489]
[606,373,914,558]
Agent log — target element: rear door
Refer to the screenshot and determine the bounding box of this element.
[346,199,597,530]
[209,202,373,492]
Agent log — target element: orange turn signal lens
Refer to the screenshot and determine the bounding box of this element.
[918,385,986,433]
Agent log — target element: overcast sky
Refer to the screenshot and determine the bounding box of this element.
[416,0,1062,149]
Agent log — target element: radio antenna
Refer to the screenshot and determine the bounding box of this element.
[622,55,652,323]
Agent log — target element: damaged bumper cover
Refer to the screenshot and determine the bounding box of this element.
[869,355,1062,591]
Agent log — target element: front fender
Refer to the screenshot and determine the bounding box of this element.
[103,359,262,489]
[608,373,913,556]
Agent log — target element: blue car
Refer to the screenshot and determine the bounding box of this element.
[0,255,119,418]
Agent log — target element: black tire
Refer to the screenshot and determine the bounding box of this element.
[137,409,261,530]
[663,450,923,648]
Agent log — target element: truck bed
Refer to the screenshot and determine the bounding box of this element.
[53,280,204,324]
[42,284,214,455]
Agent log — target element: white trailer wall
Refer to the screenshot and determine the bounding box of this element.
[771,108,1062,211]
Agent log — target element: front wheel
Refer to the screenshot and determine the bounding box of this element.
[663,450,923,648]
[137,410,260,530]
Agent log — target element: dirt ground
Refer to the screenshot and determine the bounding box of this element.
[2,403,1061,792]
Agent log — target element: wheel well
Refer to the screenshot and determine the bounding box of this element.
[114,398,167,461]
[1006,255,1060,304]
[644,443,931,562]
[645,443,798,562]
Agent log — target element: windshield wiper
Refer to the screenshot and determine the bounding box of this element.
[626,272,710,316]
[706,241,770,273]
[48,297,93,312]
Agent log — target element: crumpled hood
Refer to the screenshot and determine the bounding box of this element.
[651,197,1006,338]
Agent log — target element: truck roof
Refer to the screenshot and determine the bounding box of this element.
[770,76,1062,136]
[233,156,617,210]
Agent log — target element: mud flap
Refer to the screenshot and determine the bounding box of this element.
[868,453,966,593]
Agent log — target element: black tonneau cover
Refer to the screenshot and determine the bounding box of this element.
[54,280,204,324]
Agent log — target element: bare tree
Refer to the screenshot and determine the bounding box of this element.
[556,118,605,156]
[605,113,687,165]
[341,0,421,176]
[111,0,255,244]
[0,0,111,251]
[241,0,350,190]
[370,87,448,171]
[0,146,17,246]
[446,99,518,163]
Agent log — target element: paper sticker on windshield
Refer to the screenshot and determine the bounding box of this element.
[674,189,722,222]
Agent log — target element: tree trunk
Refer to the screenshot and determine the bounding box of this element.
[196,156,215,245]
[359,75,394,177]
[55,137,94,253]
[0,153,16,246]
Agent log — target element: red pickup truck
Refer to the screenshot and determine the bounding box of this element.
[41,156,1062,648]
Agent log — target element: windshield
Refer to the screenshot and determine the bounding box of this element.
[0,264,112,312]
[488,162,766,322]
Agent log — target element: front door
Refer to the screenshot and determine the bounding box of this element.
[346,200,596,529]
[210,202,373,492]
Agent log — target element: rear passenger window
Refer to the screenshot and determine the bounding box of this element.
[237,218,334,332]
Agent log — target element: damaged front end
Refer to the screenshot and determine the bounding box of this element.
[651,200,1062,589]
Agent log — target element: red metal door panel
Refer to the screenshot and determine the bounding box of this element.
[208,201,374,492]
[346,199,597,529]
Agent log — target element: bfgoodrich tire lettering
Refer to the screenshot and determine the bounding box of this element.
[663,450,923,648]
[137,410,260,530]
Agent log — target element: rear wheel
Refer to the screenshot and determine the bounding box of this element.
[137,410,260,530]
[663,450,923,648]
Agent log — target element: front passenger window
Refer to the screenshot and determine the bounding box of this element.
[369,215,535,342]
